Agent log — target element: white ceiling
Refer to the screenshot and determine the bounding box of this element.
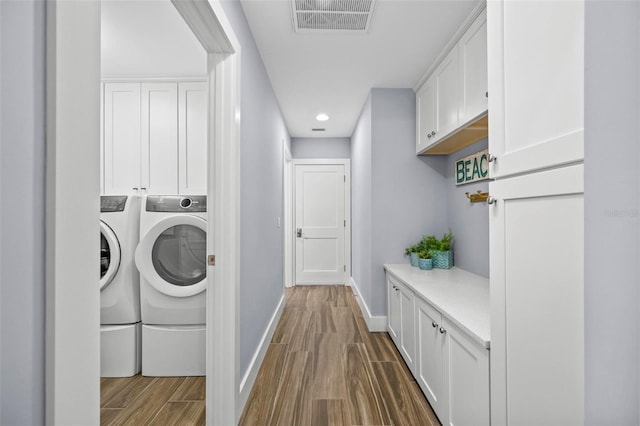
[240,0,478,138]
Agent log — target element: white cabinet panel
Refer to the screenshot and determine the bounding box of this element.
[416,77,437,153]
[398,283,416,373]
[179,82,207,195]
[459,8,487,123]
[446,318,490,426]
[434,48,459,142]
[488,0,584,179]
[387,276,401,344]
[416,298,446,417]
[103,83,141,195]
[490,164,584,425]
[141,83,179,194]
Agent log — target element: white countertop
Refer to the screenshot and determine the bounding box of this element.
[384,264,490,349]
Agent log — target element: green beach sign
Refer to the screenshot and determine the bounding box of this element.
[455,149,489,185]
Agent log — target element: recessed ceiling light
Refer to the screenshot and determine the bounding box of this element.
[316,113,330,122]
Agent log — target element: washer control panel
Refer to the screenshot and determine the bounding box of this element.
[100,195,128,212]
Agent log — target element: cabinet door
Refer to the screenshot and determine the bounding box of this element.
[103,83,141,195]
[433,48,459,144]
[387,276,401,345]
[178,82,207,195]
[459,8,487,124]
[490,164,584,425]
[398,282,416,373]
[487,1,584,179]
[416,76,437,154]
[444,318,490,426]
[141,83,178,194]
[416,298,446,420]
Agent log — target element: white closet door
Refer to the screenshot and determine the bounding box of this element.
[178,82,207,195]
[103,83,141,195]
[141,83,178,195]
[488,0,584,179]
[458,8,487,124]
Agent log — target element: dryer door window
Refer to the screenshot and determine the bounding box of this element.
[100,221,121,290]
[151,224,206,287]
[101,232,111,278]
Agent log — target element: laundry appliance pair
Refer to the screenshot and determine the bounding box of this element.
[100,194,207,377]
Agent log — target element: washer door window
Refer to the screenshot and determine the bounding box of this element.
[135,215,207,297]
[100,221,121,290]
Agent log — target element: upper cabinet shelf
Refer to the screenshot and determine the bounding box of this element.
[416,7,487,155]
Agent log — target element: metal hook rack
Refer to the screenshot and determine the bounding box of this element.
[465,190,489,203]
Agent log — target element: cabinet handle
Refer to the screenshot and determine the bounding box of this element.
[431,131,436,137]
[132,187,138,191]
[487,153,496,163]
[487,196,496,205]
[439,327,447,334]
[485,91,488,98]
[427,133,432,139]
[431,321,438,328]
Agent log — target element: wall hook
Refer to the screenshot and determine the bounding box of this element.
[465,190,489,203]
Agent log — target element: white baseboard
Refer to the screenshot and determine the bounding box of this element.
[237,293,285,420]
[349,277,387,332]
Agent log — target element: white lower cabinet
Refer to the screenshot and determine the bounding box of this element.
[399,290,490,426]
[386,275,416,374]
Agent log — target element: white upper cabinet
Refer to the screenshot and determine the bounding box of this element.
[416,76,437,153]
[103,83,141,195]
[487,0,584,179]
[416,7,488,155]
[459,8,488,123]
[178,82,208,195]
[102,80,207,196]
[141,83,179,194]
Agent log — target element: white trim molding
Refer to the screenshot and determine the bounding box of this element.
[237,294,285,420]
[350,277,387,332]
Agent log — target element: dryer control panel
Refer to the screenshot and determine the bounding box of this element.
[100,195,128,212]
[146,195,207,213]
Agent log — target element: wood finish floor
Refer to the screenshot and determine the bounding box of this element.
[100,375,205,425]
[100,286,439,426]
[239,286,440,426]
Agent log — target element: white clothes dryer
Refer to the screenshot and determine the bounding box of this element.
[135,195,207,376]
[100,194,141,377]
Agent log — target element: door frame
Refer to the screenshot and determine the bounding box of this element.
[283,142,294,288]
[45,1,241,424]
[291,159,351,285]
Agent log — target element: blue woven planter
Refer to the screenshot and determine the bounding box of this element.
[433,250,453,269]
[418,258,433,270]
[410,252,419,267]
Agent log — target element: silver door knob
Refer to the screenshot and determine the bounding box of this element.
[432,321,438,328]
[296,228,302,238]
[487,196,496,205]
[487,153,496,163]
[439,327,447,334]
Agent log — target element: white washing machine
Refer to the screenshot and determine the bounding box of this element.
[100,195,141,377]
[135,195,207,376]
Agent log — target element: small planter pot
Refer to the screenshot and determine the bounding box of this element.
[418,258,433,270]
[410,252,419,267]
[433,250,453,269]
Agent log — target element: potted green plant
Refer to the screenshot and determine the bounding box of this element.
[405,243,420,267]
[417,250,433,270]
[432,230,454,269]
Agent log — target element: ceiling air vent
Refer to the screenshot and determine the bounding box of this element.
[291,0,376,33]
[312,128,326,132]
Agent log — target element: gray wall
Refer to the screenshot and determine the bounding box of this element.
[219,1,290,381]
[291,137,350,159]
[445,138,489,278]
[584,2,640,424]
[351,95,373,307]
[353,88,449,316]
[0,1,46,424]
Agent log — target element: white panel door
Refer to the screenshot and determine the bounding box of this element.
[141,83,178,195]
[416,76,437,153]
[434,48,459,143]
[178,82,207,195]
[387,276,401,345]
[416,298,446,419]
[490,164,584,425]
[459,8,488,124]
[398,282,416,373]
[488,0,584,179]
[103,83,141,195]
[294,164,346,284]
